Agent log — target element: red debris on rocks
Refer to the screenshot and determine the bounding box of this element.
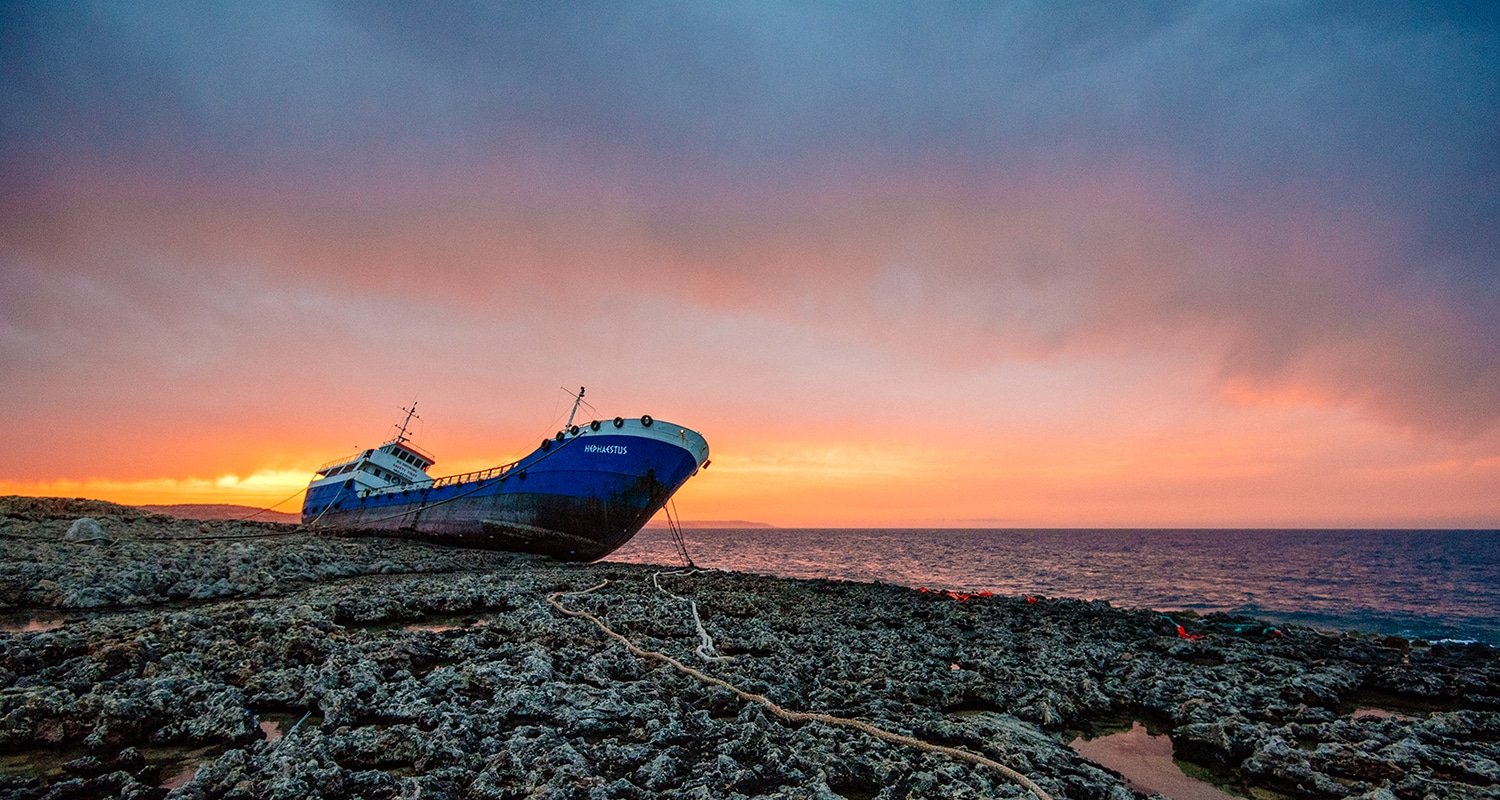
[1176,624,1206,641]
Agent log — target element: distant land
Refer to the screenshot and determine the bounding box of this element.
[644,519,775,529]
[137,503,302,525]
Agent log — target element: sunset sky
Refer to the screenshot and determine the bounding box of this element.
[3,2,1497,527]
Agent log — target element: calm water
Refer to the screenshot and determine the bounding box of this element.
[608,529,1500,646]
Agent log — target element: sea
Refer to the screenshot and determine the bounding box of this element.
[608,528,1500,647]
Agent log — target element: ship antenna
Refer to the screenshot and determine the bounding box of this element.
[565,386,585,428]
[396,400,421,444]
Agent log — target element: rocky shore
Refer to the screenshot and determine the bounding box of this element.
[1,498,1496,799]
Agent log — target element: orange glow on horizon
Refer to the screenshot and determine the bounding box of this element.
[6,422,1498,528]
[0,471,312,510]
[7,362,1499,528]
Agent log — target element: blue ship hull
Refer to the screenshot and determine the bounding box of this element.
[302,425,706,561]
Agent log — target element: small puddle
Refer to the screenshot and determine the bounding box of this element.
[142,744,220,790]
[350,614,490,634]
[0,746,88,782]
[0,611,69,633]
[0,742,224,790]
[1070,721,1242,800]
[1351,707,1417,722]
[1337,689,1444,721]
[401,617,483,633]
[161,764,197,789]
[254,709,321,743]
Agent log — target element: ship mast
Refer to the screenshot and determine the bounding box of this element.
[566,386,585,428]
[395,401,420,444]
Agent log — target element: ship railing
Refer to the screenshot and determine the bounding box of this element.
[316,451,363,473]
[413,459,523,490]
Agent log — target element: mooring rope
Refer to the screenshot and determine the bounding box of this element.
[652,570,731,662]
[547,581,1055,800]
[234,486,307,521]
[662,498,695,568]
[305,482,352,527]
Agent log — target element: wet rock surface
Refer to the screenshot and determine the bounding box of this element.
[1,499,1497,799]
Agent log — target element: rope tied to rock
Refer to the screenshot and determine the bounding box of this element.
[547,580,1055,800]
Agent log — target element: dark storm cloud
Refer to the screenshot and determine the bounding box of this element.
[6,1,1494,279]
[5,2,1494,200]
[343,2,1499,205]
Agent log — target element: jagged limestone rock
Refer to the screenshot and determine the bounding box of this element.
[63,517,112,544]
